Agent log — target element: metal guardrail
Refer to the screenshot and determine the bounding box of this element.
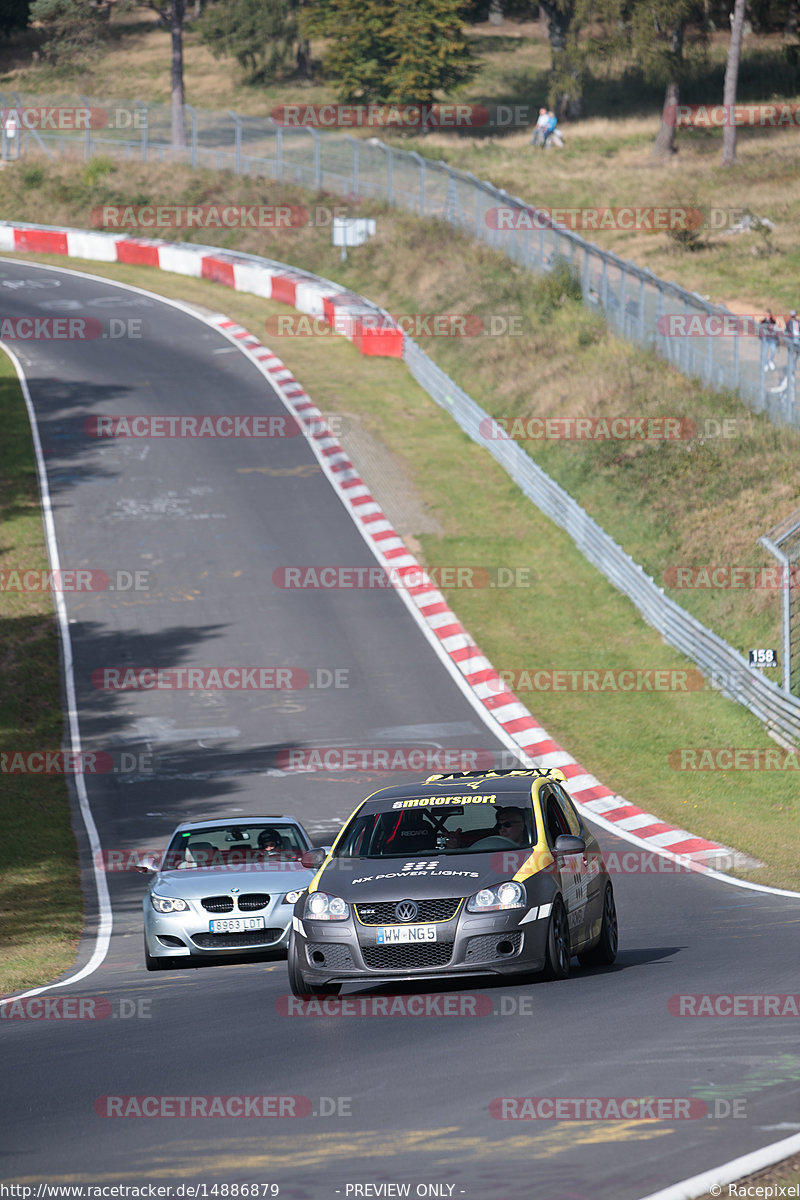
[3,204,799,738]
[401,337,800,745]
[3,90,799,426]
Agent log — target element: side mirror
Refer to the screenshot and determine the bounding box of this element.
[300,847,328,869]
[135,853,160,874]
[553,834,586,856]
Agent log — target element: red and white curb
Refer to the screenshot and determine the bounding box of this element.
[1,222,796,895]
[208,313,740,875]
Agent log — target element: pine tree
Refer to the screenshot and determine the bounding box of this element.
[200,0,302,84]
[304,0,476,104]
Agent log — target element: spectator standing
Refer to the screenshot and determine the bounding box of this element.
[531,107,549,146]
[760,310,778,371]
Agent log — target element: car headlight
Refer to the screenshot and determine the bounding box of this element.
[282,889,305,905]
[304,891,350,921]
[150,894,189,913]
[467,881,525,912]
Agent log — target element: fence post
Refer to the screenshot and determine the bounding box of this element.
[305,127,321,190]
[345,135,359,197]
[228,111,242,174]
[79,94,92,162]
[409,152,425,216]
[185,103,197,168]
[135,101,148,163]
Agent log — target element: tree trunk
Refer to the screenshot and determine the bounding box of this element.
[170,0,187,149]
[721,0,747,166]
[296,38,312,78]
[652,20,684,157]
[785,0,799,35]
[539,0,581,116]
[488,0,504,24]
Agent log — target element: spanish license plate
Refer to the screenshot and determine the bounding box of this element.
[376,925,437,944]
[209,917,266,933]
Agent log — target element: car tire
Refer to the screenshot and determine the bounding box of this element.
[578,884,618,968]
[542,897,571,980]
[287,939,340,997]
[144,937,173,971]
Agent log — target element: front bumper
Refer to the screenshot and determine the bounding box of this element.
[294,907,551,985]
[144,903,293,959]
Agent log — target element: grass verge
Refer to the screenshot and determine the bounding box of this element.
[0,352,83,995]
[0,249,797,903]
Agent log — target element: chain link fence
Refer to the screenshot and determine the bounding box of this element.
[1,91,798,427]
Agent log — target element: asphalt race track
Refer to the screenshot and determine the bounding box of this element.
[1,258,799,1200]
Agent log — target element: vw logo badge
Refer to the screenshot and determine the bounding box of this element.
[395,900,418,922]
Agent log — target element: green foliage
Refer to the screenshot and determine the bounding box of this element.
[82,155,116,185]
[19,163,45,188]
[535,256,583,315]
[303,0,476,103]
[199,0,300,84]
[28,0,109,67]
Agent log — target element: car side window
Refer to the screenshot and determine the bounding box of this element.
[544,789,570,847]
[552,784,582,837]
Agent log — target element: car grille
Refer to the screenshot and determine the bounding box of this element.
[201,896,234,913]
[464,930,523,965]
[306,943,355,970]
[238,894,270,911]
[191,929,283,949]
[361,942,454,971]
[354,898,462,925]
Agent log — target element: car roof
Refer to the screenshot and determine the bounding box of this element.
[169,816,301,833]
[359,769,564,811]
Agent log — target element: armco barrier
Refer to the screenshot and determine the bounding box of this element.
[2,219,799,745]
[2,90,798,424]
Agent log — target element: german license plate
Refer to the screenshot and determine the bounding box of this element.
[209,916,266,933]
[376,925,437,944]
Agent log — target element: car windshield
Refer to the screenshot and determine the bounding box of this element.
[163,825,308,869]
[334,801,535,858]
